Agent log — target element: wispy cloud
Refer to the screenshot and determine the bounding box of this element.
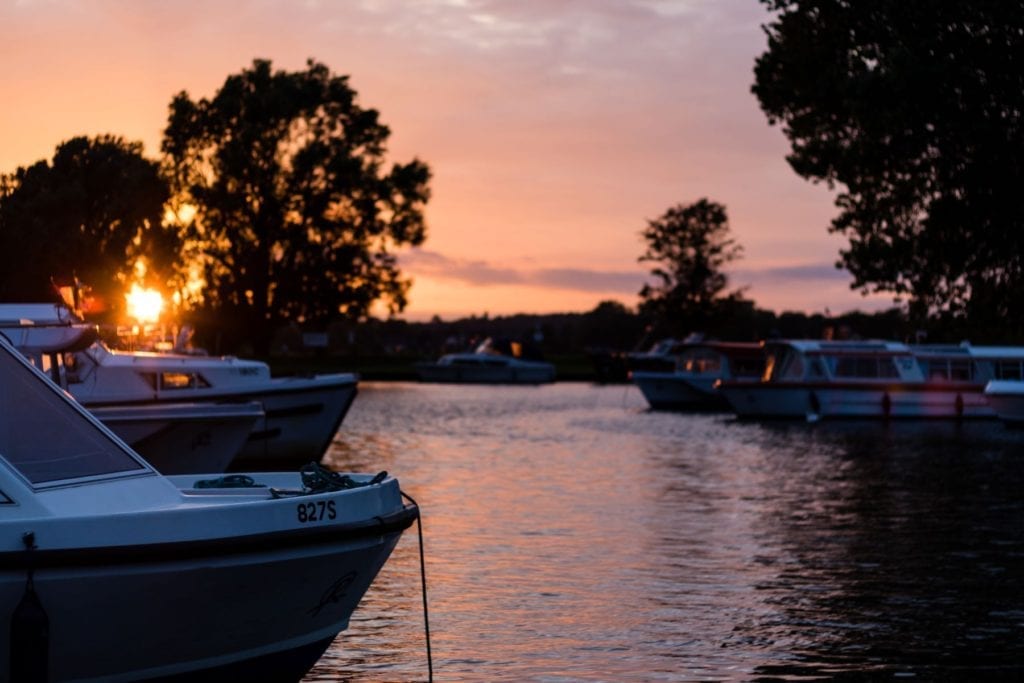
[402,249,854,298]
[401,248,643,293]
[732,263,850,283]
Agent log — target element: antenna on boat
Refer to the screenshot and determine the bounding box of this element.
[10,531,49,683]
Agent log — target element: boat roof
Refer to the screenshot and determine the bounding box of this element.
[765,339,912,354]
[0,302,79,326]
[912,343,1024,360]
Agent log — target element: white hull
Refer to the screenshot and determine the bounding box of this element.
[233,376,359,465]
[0,474,415,682]
[631,371,722,410]
[720,383,993,420]
[89,402,264,474]
[81,375,358,467]
[984,380,1024,423]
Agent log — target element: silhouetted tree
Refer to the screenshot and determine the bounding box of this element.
[753,0,1024,336]
[162,58,431,350]
[638,199,745,335]
[0,135,174,315]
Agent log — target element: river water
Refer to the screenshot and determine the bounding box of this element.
[305,381,1024,681]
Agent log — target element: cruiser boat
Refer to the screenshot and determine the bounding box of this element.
[0,304,358,467]
[716,339,1022,420]
[415,337,556,384]
[631,341,764,410]
[0,332,417,681]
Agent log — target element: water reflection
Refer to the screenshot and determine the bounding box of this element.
[308,384,1024,681]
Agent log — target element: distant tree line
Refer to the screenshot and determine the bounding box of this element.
[277,300,917,360]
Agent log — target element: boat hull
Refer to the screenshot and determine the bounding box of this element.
[631,372,725,410]
[90,402,264,474]
[81,375,358,468]
[0,505,415,683]
[720,381,993,419]
[234,377,359,466]
[984,380,1024,423]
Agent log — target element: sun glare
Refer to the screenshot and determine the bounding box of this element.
[126,284,164,324]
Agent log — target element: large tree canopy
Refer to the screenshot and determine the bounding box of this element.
[0,135,173,313]
[162,58,431,340]
[753,0,1024,333]
[638,199,745,334]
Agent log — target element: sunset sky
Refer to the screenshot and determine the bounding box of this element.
[0,0,894,320]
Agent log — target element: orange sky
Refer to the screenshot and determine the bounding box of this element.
[0,0,893,321]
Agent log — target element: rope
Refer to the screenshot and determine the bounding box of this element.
[401,490,433,682]
[300,462,388,492]
[193,474,263,489]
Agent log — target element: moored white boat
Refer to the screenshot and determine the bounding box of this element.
[0,304,359,467]
[415,337,555,384]
[0,332,416,682]
[631,341,764,410]
[716,339,1018,420]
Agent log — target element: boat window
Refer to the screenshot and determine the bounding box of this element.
[160,372,210,390]
[779,351,804,380]
[732,357,764,378]
[682,351,721,374]
[807,358,826,379]
[879,359,899,378]
[949,361,972,381]
[0,346,146,484]
[996,361,1023,380]
[922,358,975,381]
[832,355,898,379]
[138,372,158,390]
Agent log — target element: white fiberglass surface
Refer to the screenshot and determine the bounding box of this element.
[0,342,146,484]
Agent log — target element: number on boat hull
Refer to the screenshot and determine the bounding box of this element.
[297,500,337,523]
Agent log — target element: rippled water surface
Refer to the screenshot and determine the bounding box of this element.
[304,381,1024,681]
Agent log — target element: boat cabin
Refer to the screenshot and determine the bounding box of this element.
[760,340,922,383]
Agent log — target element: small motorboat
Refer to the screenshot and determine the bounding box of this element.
[0,332,417,681]
[0,304,359,467]
[415,337,556,384]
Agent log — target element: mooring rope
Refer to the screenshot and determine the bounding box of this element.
[400,490,433,682]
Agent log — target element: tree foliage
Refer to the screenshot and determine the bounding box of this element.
[162,58,431,341]
[753,0,1024,332]
[0,135,174,313]
[637,199,745,333]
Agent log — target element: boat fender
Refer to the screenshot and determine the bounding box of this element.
[955,393,964,418]
[882,392,892,418]
[808,391,821,415]
[10,532,48,683]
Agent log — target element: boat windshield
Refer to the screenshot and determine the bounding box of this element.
[0,342,147,485]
